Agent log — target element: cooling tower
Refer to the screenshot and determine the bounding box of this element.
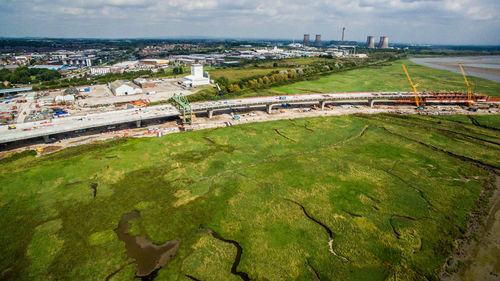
[314,34,322,47]
[378,36,389,49]
[303,34,310,46]
[366,36,375,48]
[342,27,346,41]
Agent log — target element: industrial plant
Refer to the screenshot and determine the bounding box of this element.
[365,35,390,48]
[366,36,375,48]
[314,35,322,47]
[303,34,310,46]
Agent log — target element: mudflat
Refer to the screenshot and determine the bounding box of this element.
[410,56,500,82]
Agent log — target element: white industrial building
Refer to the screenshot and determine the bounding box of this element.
[182,64,210,87]
[55,95,75,104]
[90,67,111,76]
[113,61,139,69]
[109,80,143,96]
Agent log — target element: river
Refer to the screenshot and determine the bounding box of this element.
[410,56,500,82]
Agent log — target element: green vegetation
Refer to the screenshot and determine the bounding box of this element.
[263,59,500,97]
[190,55,399,102]
[32,67,190,91]
[0,66,61,85]
[1,114,498,280]
[209,68,285,83]
[190,55,500,102]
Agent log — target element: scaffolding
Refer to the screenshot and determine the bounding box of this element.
[170,94,193,124]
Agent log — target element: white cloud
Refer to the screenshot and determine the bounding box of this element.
[0,0,498,44]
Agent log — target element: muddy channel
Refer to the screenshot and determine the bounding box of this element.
[115,210,181,278]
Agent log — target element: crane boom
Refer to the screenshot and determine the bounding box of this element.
[402,64,420,108]
[215,83,239,120]
[458,63,472,106]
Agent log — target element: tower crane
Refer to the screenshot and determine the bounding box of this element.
[402,65,424,111]
[458,63,473,106]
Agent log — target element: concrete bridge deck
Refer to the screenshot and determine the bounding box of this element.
[0,91,491,144]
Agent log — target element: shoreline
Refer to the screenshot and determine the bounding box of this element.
[441,173,500,280]
[410,56,500,82]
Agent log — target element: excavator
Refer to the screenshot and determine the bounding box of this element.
[402,65,425,112]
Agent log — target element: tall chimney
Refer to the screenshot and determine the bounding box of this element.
[342,27,346,41]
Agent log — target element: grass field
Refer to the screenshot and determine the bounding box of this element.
[1,114,499,280]
[208,68,284,83]
[207,57,353,83]
[248,59,500,97]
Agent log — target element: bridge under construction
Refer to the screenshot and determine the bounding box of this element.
[0,91,498,145]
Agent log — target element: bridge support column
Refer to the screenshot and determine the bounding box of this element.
[42,135,49,142]
[320,101,327,110]
[266,104,273,114]
[136,120,141,128]
[207,110,213,119]
[369,99,375,108]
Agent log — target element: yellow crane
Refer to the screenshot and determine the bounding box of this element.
[402,64,422,109]
[458,63,473,106]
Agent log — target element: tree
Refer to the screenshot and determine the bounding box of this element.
[173,67,183,75]
[228,84,241,92]
[215,76,229,88]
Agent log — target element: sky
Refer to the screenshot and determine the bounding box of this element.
[0,0,499,45]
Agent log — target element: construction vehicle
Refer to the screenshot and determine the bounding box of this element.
[458,63,474,108]
[402,65,425,112]
[215,83,240,120]
[8,125,16,130]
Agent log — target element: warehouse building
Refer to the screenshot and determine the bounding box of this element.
[109,80,143,96]
[90,66,122,76]
[140,59,169,66]
[133,78,157,89]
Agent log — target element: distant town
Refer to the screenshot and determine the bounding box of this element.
[0,36,498,136]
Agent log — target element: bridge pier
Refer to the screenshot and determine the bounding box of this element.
[320,101,327,110]
[369,99,375,108]
[42,135,49,143]
[266,104,273,114]
[207,110,213,119]
[136,120,141,128]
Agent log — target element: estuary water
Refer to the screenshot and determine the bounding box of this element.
[410,56,500,82]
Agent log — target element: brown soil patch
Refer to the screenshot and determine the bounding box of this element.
[42,146,62,154]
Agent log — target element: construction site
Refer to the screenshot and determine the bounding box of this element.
[1,56,500,281]
[0,77,193,126]
[0,62,499,155]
